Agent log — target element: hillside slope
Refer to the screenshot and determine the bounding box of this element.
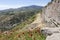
[0,13,46,40]
[0,5,43,31]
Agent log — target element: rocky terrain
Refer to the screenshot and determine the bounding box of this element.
[41,0,60,40]
[42,0,60,27]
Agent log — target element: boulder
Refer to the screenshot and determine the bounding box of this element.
[46,33,60,40]
[41,27,60,36]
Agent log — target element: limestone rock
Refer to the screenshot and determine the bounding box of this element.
[42,0,60,27]
[41,27,60,36]
[46,33,60,40]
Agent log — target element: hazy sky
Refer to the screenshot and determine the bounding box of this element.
[0,0,51,10]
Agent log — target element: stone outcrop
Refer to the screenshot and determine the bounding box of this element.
[41,0,60,40]
[42,0,60,27]
[41,27,60,36]
[46,33,60,40]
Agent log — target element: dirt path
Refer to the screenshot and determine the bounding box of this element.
[21,13,44,31]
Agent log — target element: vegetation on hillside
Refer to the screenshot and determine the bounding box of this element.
[0,5,43,31]
[0,10,46,40]
[0,5,46,40]
[0,27,46,40]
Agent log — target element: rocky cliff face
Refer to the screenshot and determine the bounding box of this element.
[42,0,60,27]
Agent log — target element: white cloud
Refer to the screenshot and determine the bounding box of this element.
[0,5,23,10]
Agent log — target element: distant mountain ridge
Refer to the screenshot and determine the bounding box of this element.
[0,5,43,15]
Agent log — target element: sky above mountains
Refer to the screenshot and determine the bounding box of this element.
[0,0,51,10]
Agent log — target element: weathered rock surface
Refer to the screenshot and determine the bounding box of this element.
[41,27,60,40]
[46,33,60,40]
[42,0,60,27]
[41,27,60,36]
[42,0,60,40]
